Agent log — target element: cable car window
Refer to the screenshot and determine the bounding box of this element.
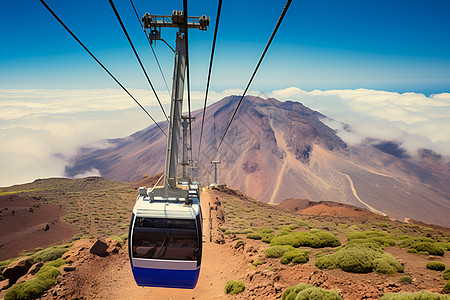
[133,218,198,260]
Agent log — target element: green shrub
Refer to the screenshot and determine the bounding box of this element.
[45,258,66,268]
[270,230,340,248]
[236,229,253,234]
[348,231,389,240]
[225,280,245,295]
[407,248,418,254]
[381,290,450,299]
[280,250,309,265]
[398,236,434,248]
[444,280,450,293]
[315,245,403,274]
[247,233,262,240]
[409,242,445,256]
[399,276,412,284]
[259,228,274,234]
[4,266,60,300]
[264,245,296,258]
[443,269,450,281]
[261,232,275,243]
[427,261,446,271]
[31,245,69,263]
[252,259,266,267]
[282,283,341,300]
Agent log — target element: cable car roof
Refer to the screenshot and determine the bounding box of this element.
[133,194,200,219]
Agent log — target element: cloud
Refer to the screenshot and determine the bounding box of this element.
[1,87,449,187]
[271,87,450,158]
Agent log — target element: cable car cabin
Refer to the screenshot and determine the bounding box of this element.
[129,186,202,289]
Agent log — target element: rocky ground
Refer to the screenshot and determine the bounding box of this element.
[1,184,450,299]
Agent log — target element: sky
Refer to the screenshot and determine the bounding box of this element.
[1,0,450,186]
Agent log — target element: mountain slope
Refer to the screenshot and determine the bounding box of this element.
[65,96,450,226]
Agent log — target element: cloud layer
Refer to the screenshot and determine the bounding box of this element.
[1,87,449,187]
[271,87,450,158]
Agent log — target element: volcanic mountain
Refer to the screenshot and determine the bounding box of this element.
[65,96,450,227]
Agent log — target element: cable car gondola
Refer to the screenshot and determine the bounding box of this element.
[129,186,202,288]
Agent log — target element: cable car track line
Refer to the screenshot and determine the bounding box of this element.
[183,0,194,162]
[129,0,172,97]
[39,0,167,137]
[109,0,169,122]
[212,0,292,160]
[198,0,222,161]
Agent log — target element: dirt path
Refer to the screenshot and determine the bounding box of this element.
[79,190,246,300]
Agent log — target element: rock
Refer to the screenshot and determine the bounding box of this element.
[274,282,285,291]
[27,262,44,275]
[105,239,122,254]
[0,279,10,291]
[16,273,34,284]
[2,257,33,283]
[64,266,76,272]
[63,239,94,263]
[90,239,109,257]
[44,224,50,231]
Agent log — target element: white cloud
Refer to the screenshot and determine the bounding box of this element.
[271,87,450,158]
[1,87,449,187]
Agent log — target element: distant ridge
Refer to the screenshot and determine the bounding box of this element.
[66,95,450,227]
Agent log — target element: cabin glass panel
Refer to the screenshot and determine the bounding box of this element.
[132,217,198,260]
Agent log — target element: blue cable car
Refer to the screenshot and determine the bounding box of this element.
[129,186,202,289]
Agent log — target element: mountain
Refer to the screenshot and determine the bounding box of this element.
[65,96,450,227]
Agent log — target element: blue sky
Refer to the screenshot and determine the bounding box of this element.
[1,0,450,94]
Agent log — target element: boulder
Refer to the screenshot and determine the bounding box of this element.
[90,239,109,257]
[62,239,93,263]
[105,239,122,254]
[2,257,33,283]
[27,262,44,275]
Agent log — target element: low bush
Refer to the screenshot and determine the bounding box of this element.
[261,232,275,243]
[45,258,66,268]
[225,280,245,295]
[427,261,446,271]
[31,245,70,263]
[236,229,253,234]
[399,276,412,284]
[270,230,340,248]
[409,242,445,256]
[443,269,450,281]
[381,291,450,299]
[280,250,309,265]
[397,236,434,248]
[315,245,403,274]
[444,280,450,294]
[264,245,296,258]
[4,266,60,300]
[348,231,389,240]
[282,283,342,300]
[247,233,262,240]
[252,259,266,267]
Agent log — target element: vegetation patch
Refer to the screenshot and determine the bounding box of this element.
[381,291,450,299]
[282,283,342,300]
[409,242,445,256]
[315,245,403,274]
[31,244,71,263]
[45,258,66,268]
[4,265,60,300]
[270,230,340,248]
[399,276,412,284]
[264,245,296,258]
[427,261,446,271]
[252,259,266,267]
[280,250,309,265]
[443,269,450,281]
[444,280,450,294]
[225,280,245,295]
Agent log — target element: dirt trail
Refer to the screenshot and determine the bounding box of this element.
[84,190,246,300]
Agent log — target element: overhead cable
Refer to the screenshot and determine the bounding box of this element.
[212,0,292,160]
[39,0,167,137]
[197,0,223,160]
[129,0,172,97]
[108,0,169,122]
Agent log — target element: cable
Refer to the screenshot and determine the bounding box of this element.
[197,0,222,160]
[39,0,167,137]
[212,0,292,160]
[129,0,171,96]
[183,0,193,162]
[108,0,169,122]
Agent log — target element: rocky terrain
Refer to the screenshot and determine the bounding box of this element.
[1,182,449,299]
[65,95,450,227]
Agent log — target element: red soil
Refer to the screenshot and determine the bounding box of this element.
[0,194,77,260]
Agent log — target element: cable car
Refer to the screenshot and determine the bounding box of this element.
[129,186,202,289]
